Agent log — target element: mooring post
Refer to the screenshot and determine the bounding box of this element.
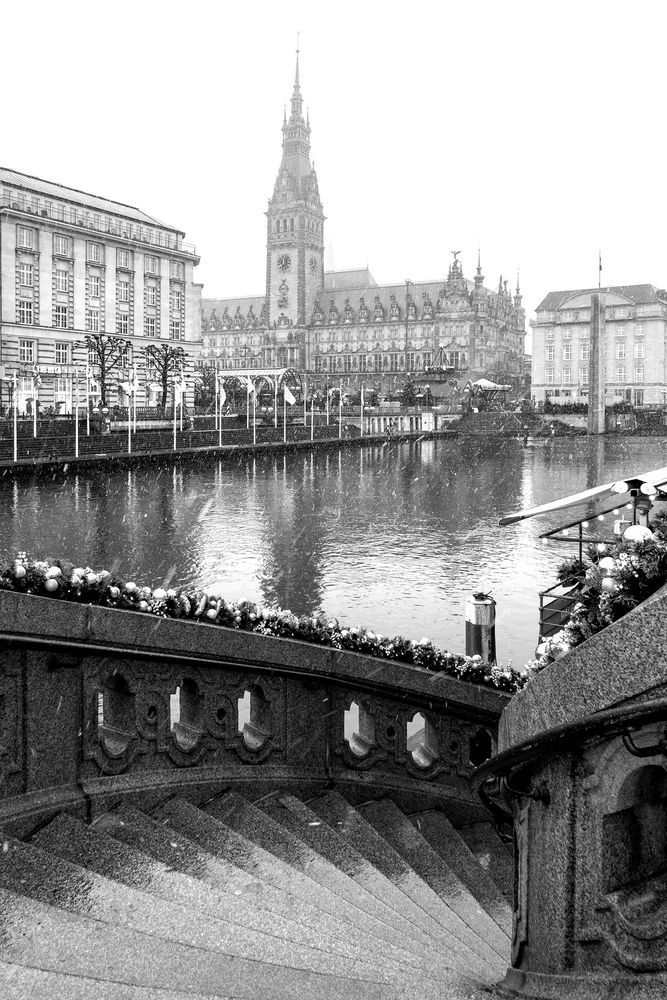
[465,593,497,663]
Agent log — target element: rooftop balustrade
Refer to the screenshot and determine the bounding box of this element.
[0,191,197,257]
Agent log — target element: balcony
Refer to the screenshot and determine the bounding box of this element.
[0,191,198,258]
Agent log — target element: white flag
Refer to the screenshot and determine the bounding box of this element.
[219,385,227,405]
[283,384,296,406]
[246,377,254,395]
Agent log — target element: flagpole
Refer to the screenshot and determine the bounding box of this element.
[303,375,307,427]
[85,367,90,436]
[338,382,342,439]
[133,367,137,433]
[179,372,184,432]
[13,372,18,463]
[218,380,222,448]
[598,250,602,290]
[214,376,219,431]
[360,383,364,438]
[326,386,330,425]
[33,374,37,438]
[310,394,314,442]
[246,378,250,429]
[283,387,287,444]
[274,378,278,428]
[74,372,79,459]
[127,389,132,455]
[252,380,256,446]
[173,382,177,451]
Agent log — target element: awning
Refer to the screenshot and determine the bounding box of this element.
[499,464,667,526]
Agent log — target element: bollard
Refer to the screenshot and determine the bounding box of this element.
[465,593,497,663]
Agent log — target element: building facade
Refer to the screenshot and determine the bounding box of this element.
[531,285,667,407]
[0,167,201,414]
[201,56,525,389]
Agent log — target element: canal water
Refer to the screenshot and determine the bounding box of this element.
[1,435,666,668]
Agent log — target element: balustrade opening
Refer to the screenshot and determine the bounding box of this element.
[408,711,439,769]
[345,700,376,758]
[171,678,204,751]
[238,686,270,750]
[469,727,494,767]
[97,673,135,756]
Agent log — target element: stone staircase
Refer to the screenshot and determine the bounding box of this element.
[0,788,513,999]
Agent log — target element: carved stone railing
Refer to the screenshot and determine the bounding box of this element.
[0,589,508,838]
[473,582,667,999]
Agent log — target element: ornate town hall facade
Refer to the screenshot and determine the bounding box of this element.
[201,56,525,385]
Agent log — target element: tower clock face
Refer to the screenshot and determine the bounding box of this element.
[309,256,318,273]
[277,254,291,272]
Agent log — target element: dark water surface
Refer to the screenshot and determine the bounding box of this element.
[2,435,666,668]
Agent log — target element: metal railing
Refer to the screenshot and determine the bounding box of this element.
[538,581,580,640]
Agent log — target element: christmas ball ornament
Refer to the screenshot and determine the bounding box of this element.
[125,582,137,593]
[44,578,59,592]
[598,556,616,573]
[108,586,120,600]
[601,577,618,592]
[206,608,218,620]
[152,588,167,602]
[623,524,654,544]
[13,565,26,579]
[138,600,149,611]
[86,572,98,585]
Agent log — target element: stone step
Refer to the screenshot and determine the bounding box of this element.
[458,821,514,902]
[33,810,360,965]
[202,789,476,978]
[0,961,240,1000]
[356,797,510,958]
[262,790,502,979]
[99,802,415,975]
[158,795,448,982]
[0,884,398,1000]
[0,835,401,985]
[410,809,512,936]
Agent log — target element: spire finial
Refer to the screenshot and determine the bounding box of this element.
[295,32,300,88]
[516,270,520,294]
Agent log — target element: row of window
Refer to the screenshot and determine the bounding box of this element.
[16,301,183,341]
[545,323,644,341]
[16,338,185,368]
[545,343,645,362]
[313,352,435,373]
[545,366,646,384]
[19,267,184,303]
[16,227,185,277]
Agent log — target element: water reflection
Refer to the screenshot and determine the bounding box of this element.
[0,436,665,667]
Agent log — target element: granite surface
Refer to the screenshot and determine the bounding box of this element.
[500,582,667,751]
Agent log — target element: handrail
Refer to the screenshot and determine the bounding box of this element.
[471,697,667,808]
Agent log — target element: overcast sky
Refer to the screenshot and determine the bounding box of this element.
[4,0,665,350]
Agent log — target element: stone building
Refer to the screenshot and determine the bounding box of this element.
[201,56,525,389]
[531,285,667,407]
[0,167,201,414]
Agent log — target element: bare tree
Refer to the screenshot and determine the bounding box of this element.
[78,334,132,406]
[142,343,187,410]
[193,364,217,411]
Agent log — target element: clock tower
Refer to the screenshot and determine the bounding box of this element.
[266,50,324,331]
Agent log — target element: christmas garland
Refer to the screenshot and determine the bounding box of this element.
[0,553,525,694]
[526,512,667,674]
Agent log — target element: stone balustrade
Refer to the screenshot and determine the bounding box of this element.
[0,589,508,838]
[478,582,667,999]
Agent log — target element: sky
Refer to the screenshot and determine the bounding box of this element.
[3,0,666,352]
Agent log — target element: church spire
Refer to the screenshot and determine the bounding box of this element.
[280,44,311,175]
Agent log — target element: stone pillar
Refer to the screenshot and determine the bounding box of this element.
[588,292,606,435]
